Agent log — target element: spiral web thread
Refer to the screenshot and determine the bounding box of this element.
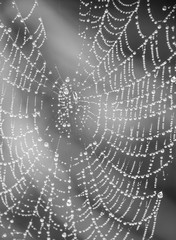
[0,0,176,239]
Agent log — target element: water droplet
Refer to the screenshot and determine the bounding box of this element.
[157,25,162,29]
[2,233,7,238]
[73,91,78,103]
[171,76,176,83]
[0,23,4,28]
[157,191,163,198]
[162,6,167,11]
[65,77,70,83]
[64,222,68,228]
[44,142,49,148]
[63,87,69,95]
[62,232,67,238]
[66,199,72,207]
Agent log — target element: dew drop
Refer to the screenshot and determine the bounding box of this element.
[157,191,163,199]
[162,6,167,11]
[84,151,88,156]
[0,23,4,28]
[63,87,69,95]
[66,199,72,207]
[161,149,165,153]
[157,25,162,30]
[44,142,49,148]
[65,77,70,83]
[2,233,7,238]
[73,91,78,103]
[64,222,68,228]
[62,232,67,238]
[171,76,176,83]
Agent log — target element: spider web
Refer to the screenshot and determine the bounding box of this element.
[0,0,176,239]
